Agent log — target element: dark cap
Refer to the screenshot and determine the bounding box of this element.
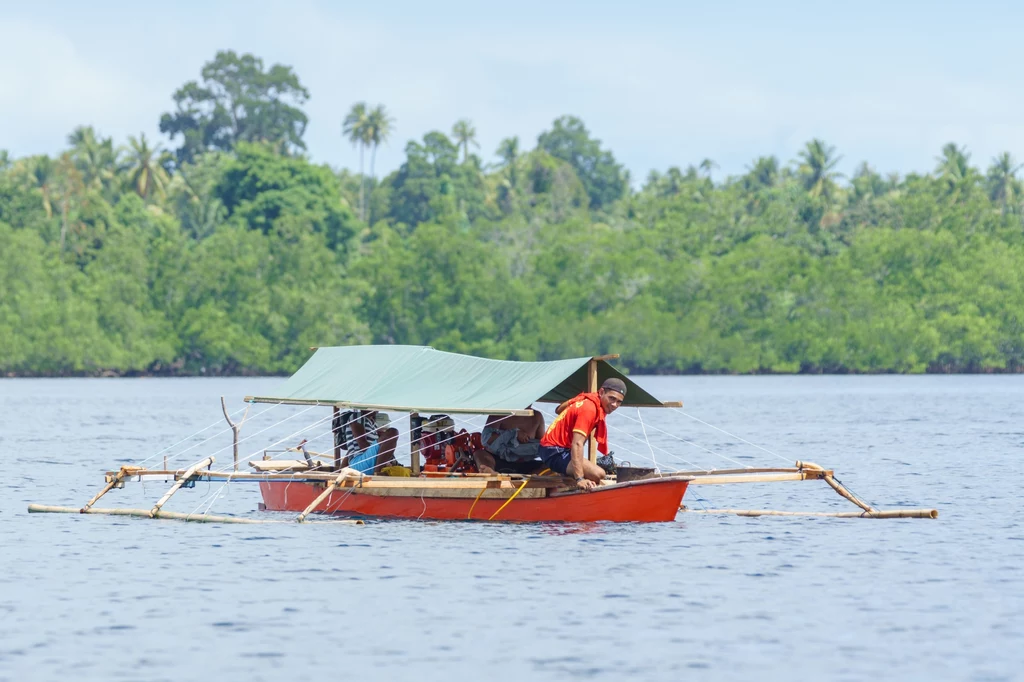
[601,378,627,396]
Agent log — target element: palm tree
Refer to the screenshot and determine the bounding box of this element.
[496,136,519,168]
[935,143,978,201]
[986,152,1021,215]
[745,156,779,189]
[851,161,887,202]
[496,136,520,187]
[343,102,370,221]
[365,104,394,190]
[664,166,685,195]
[797,139,843,202]
[123,133,171,200]
[451,119,479,163]
[27,156,56,218]
[699,158,718,180]
[67,125,117,191]
[54,152,84,253]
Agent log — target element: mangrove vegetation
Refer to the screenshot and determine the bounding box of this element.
[2,50,1023,375]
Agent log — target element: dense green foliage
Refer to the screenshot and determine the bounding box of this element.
[2,51,1023,375]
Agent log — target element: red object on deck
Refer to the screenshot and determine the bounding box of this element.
[259,477,688,523]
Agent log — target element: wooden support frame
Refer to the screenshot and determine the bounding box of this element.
[150,456,214,517]
[297,470,352,523]
[81,465,144,512]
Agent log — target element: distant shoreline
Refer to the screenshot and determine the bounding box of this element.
[4,367,1022,378]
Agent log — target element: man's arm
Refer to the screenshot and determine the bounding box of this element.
[570,431,595,490]
[531,411,546,439]
[350,418,372,451]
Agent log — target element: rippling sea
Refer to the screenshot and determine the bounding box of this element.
[1,376,1021,681]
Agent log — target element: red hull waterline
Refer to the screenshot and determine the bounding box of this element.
[259,477,689,523]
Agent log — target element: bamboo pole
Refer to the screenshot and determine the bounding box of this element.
[587,358,598,464]
[150,456,214,517]
[28,504,363,524]
[682,507,938,519]
[243,396,532,416]
[107,469,563,486]
[410,412,421,475]
[221,397,250,472]
[296,470,352,523]
[333,406,342,470]
[662,467,830,477]
[822,474,875,512]
[80,465,144,512]
[686,472,821,485]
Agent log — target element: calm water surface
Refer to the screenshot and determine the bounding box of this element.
[0,376,1021,681]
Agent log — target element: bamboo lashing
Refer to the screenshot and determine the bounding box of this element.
[28,504,364,524]
[150,456,214,518]
[80,465,144,512]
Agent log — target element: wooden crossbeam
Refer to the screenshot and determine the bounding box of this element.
[81,465,144,512]
[150,456,214,517]
[297,470,352,523]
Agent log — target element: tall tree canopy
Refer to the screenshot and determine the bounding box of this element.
[4,53,1024,377]
[216,143,358,252]
[160,51,310,164]
[537,115,627,209]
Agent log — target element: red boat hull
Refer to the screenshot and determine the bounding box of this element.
[259,477,688,523]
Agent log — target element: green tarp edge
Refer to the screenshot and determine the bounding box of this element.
[248,345,669,413]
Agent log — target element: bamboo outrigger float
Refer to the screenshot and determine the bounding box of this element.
[28,345,938,524]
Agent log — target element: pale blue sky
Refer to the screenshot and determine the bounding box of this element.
[2,0,1021,182]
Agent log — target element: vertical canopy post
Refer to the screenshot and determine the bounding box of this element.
[332,406,342,470]
[410,413,422,475]
[587,358,598,463]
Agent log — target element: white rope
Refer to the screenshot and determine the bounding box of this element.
[134,405,252,467]
[616,411,752,469]
[200,403,324,467]
[670,407,793,466]
[601,420,697,471]
[534,406,699,471]
[637,407,657,470]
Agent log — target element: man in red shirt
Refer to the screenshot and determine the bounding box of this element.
[538,378,626,491]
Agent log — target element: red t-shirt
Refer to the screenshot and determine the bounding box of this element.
[541,395,602,450]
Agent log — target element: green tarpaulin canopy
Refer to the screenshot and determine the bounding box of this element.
[246,345,678,414]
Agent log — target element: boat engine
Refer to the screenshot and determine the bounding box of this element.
[418,415,480,473]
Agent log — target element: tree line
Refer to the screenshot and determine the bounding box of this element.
[2,49,1023,376]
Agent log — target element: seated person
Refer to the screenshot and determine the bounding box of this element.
[473,409,545,475]
[338,410,399,474]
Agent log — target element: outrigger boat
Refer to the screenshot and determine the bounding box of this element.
[28,346,938,524]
